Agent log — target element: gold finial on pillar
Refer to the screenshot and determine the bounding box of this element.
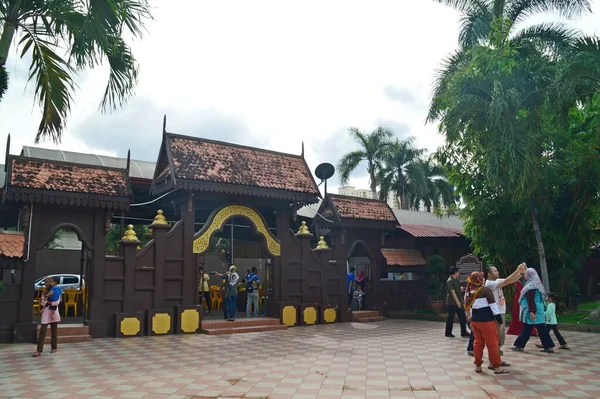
[153,209,168,225]
[315,236,329,250]
[296,221,311,236]
[122,225,138,242]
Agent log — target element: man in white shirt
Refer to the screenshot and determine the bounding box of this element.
[467,263,526,357]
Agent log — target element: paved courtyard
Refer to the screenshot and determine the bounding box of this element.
[1,320,599,399]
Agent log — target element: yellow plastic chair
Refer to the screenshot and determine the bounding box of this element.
[210,285,222,310]
[63,289,80,317]
[33,288,45,315]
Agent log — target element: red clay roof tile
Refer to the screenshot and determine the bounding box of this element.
[329,194,397,222]
[9,158,129,197]
[167,135,320,196]
[0,233,25,258]
[400,224,460,238]
[381,249,426,266]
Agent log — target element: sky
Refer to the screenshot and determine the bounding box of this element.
[1,1,599,193]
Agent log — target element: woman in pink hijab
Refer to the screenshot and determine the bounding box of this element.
[356,271,367,309]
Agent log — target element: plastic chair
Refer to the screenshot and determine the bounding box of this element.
[210,285,222,310]
[33,288,45,316]
[63,289,80,317]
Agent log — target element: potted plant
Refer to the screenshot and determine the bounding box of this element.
[426,255,447,313]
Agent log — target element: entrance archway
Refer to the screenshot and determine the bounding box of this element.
[35,224,92,323]
[347,240,374,310]
[193,205,280,319]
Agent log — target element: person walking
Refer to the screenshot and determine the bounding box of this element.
[536,293,569,350]
[245,267,261,318]
[347,266,356,309]
[463,271,508,374]
[33,277,62,357]
[511,268,556,353]
[467,263,526,356]
[199,270,211,314]
[226,265,240,321]
[356,270,367,309]
[445,267,469,338]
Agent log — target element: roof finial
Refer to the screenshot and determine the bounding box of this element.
[301,141,304,158]
[162,114,167,133]
[126,149,131,174]
[4,134,10,173]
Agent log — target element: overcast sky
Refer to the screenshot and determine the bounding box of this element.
[1,1,599,192]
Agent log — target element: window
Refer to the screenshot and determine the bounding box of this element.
[62,276,78,285]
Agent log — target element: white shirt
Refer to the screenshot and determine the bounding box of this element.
[484,278,506,314]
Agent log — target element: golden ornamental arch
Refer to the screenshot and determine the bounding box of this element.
[192,205,281,257]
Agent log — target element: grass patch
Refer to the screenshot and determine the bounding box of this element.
[505,300,600,325]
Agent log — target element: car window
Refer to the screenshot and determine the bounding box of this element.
[62,276,78,285]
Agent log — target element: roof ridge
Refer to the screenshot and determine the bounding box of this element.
[165,132,303,159]
[21,146,154,165]
[11,155,129,174]
[328,193,385,203]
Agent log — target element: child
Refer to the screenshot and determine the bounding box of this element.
[537,293,569,350]
[353,288,364,310]
[33,277,62,357]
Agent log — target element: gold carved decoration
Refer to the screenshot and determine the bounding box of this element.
[180,309,200,333]
[193,205,281,256]
[152,313,171,335]
[122,225,139,242]
[282,305,297,327]
[323,308,337,323]
[296,221,311,236]
[120,317,141,336]
[315,236,329,250]
[303,306,317,325]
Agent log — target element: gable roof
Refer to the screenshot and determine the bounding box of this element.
[314,194,398,230]
[4,156,131,210]
[381,248,426,267]
[0,232,24,258]
[399,224,460,238]
[151,133,320,204]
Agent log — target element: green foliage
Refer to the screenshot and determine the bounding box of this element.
[0,64,7,101]
[426,255,447,300]
[43,229,64,249]
[207,237,230,256]
[0,0,152,143]
[105,224,151,253]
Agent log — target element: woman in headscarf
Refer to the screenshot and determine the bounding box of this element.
[511,268,555,352]
[507,280,538,336]
[464,271,507,374]
[356,271,367,309]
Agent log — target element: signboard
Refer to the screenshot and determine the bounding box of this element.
[456,254,483,283]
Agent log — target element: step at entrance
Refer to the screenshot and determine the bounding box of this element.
[352,310,386,323]
[38,324,92,344]
[202,317,286,335]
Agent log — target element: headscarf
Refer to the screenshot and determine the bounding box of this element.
[463,271,485,311]
[357,271,366,282]
[519,268,545,301]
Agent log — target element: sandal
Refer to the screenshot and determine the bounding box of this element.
[541,348,555,353]
[494,369,509,375]
[475,366,483,373]
[559,345,570,350]
[32,352,41,357]
[510,346,523,352]
[488,361,511,370]
[535,343,543,348]
[50,349,57,354]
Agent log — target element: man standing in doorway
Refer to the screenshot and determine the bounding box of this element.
[245,267,261,318]
[445,267,469,338]
[347,266,356,309]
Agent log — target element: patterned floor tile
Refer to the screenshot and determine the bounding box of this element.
[1,320,599,398]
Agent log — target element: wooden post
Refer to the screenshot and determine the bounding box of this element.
[180,194,195,305]
[150,210,169,309]
[120,225,141,312]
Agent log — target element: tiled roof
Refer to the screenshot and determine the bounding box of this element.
[400,224,460,238]
[9,158,129,197]
[328,194,397,222]
[381,249,426,266]
[0,233,25,258]
[158,134,320,201]
[393,208,463,231]
[5,157,131,209]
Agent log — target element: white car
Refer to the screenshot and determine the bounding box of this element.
[34,274,85,291]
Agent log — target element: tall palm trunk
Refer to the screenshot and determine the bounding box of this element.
[369,168,378,199]
[0,0,21,66]
[400,191,409,210]
[530,196,550,291]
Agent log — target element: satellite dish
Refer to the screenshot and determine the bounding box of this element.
[315,163,335,196]
[315,163,335,181]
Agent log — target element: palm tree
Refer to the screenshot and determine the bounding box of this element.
[428,0,599,291]
[337,126,394,199]
[0,0,152,143]
[410,157,455,212]
[378,138,427,210]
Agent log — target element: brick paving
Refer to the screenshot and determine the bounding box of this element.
[1,320,599,398]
